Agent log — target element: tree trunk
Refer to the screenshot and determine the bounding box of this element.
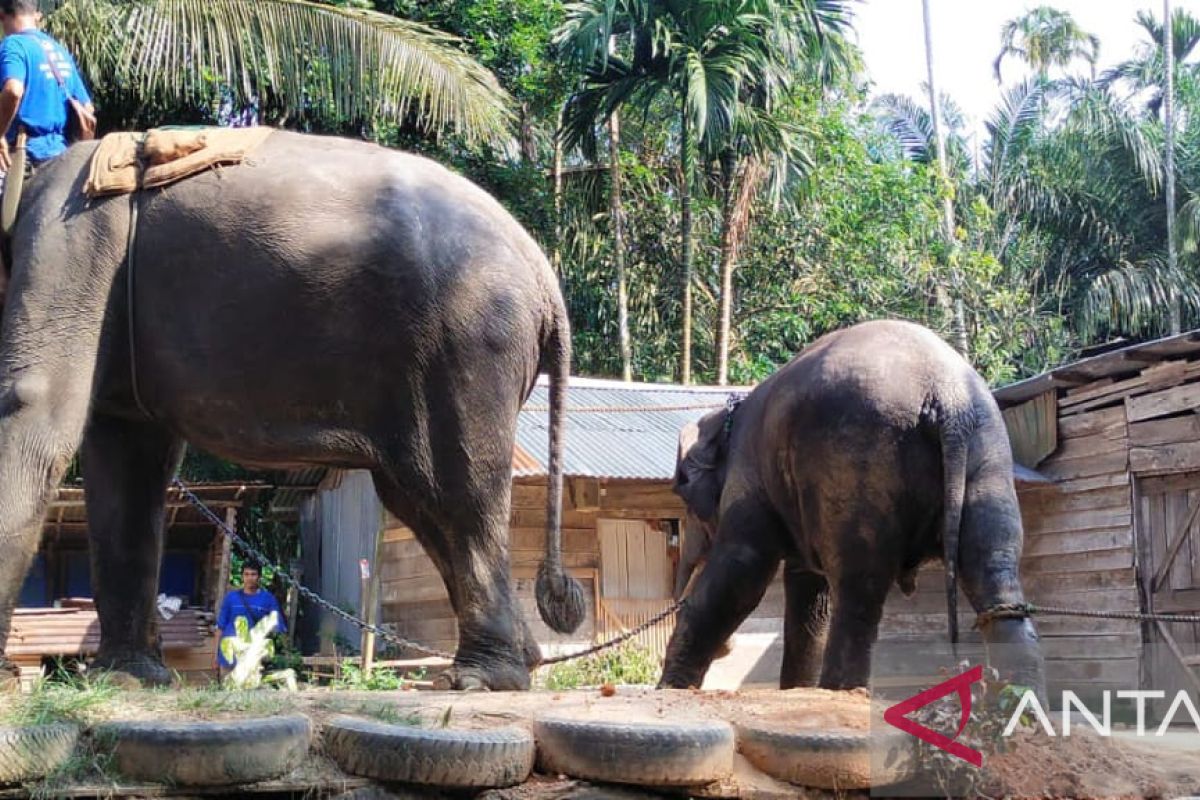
[716,158,736,386]
[610,110,632,381]
[1165,0,1181,334]
[922,0,969,357]
[680,99,694,385]
[552,117,564,278]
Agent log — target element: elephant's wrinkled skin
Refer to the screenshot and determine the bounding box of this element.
[0,131,585,690]
[660,320,1046,694]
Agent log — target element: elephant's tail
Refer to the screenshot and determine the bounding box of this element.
[535,304,586,634]
[941,422,969,646]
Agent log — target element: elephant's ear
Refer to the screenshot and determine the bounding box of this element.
[672,410,728,522]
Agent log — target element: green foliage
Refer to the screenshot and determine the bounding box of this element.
[0,665,117,726]
[536,641,661,689]
[332,659,412,690]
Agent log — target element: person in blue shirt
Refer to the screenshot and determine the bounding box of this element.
[0,0,93,172]
[214,560,286,679]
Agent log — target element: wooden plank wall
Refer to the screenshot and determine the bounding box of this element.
[378,477,685,657]
[880,400,1141,693]
[880,358,1200,694]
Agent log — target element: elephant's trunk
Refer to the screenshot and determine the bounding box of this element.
[673,514,710,600]
[535,305,586,634]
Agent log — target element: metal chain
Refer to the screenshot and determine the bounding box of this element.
[173,477,455,659]
[540,600,683,665]
[175,478,677,666]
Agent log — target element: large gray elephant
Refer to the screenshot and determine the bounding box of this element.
[0,131,585,690]
[660,319,1046,694]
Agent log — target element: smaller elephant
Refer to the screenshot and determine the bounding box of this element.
[659,319,1045,694]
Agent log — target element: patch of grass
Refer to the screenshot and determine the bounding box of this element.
[0,667,118,727]
[353,702,422,726]
[535,641,661,690]
[331,660,410,691]
[172,687,288,718]
[26,731,120,800]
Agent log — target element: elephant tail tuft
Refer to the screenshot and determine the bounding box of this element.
[536,304,586,634]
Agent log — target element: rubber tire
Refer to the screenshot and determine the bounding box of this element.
[324,715,535,789]
[94,714,311,786]
[0,724,79,784]
[533,716,734,787]
[735,723,914,790]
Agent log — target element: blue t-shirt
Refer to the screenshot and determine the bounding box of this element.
[216,588,285,667]
[0,29,92,163]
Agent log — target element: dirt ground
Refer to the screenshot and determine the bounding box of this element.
[7,686,1200,798]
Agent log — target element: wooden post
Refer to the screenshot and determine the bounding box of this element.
[359,558,372,674]
[214,508,236,601]
[359,507,387,675]
[284,560,302,647]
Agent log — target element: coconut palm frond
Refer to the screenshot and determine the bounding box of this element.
[48,0,515,146]
[1077,255,1200,339]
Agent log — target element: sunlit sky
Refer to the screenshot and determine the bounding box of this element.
[856,1,1200,139]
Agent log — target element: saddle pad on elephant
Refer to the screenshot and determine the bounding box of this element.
[84,126,274,198]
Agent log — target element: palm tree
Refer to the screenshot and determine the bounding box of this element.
[43,0,514,147]
[558,0,853,384]
[1165,0,1180,333]
[994,5,1100,84]
[1102,8,1200,119]
[709,9,855,385]
[922,0,967,355]
[556,19,634,379]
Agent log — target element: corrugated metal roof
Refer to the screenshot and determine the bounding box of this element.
[515,376,748,479]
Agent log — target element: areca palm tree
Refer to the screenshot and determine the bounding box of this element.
[41,0,515,147]
[557,0,853,383]
[1102,8,1200,119]
[993,5,1099,84]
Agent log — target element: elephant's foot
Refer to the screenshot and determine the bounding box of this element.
[0,656,20,693]
[90,649,172,688]
[433,659,530,692]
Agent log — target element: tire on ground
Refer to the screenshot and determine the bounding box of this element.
[94,714,311,786]
[0,724,79,784]
[324,715,535,789]
[735,723,914,789]
[533,716,734,787]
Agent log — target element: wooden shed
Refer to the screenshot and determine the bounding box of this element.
[880,329,1200,699]
[298,378,739,662]
[7,482,271,685]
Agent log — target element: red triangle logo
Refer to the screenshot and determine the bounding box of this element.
[883,664,984,767]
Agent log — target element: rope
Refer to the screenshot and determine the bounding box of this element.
[977,602,1200,627]
[175,478,679,667]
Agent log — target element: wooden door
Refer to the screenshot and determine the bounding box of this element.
[597,519,675,655]
[1136,473,1200,697]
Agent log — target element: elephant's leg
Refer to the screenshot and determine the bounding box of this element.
[83,415,185,686]
[780,563,829,689]
[659,500,784,689]
[818,565,894,690]
[0,390,91,678]
[372,476,535,691]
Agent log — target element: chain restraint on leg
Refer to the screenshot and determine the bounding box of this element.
[176,478,681,666]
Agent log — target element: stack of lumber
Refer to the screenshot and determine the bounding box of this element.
[5,605,214,657]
